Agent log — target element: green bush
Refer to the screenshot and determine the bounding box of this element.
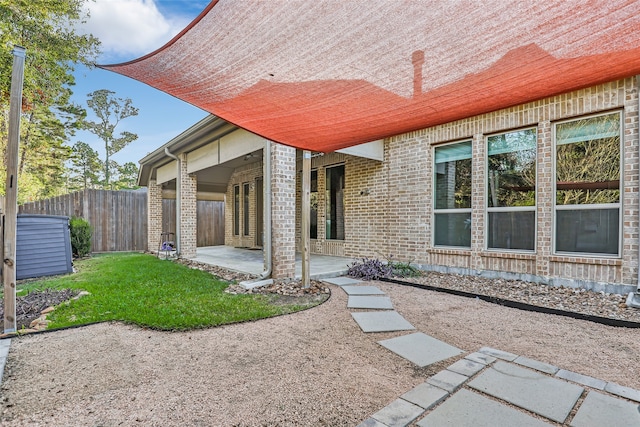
[70,216,92,258]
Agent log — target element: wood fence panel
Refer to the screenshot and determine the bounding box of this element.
[18,190,224,252]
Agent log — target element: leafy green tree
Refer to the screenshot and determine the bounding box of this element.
[68,141,101,191]
[0,0,100,201]
[82,89,139,189]
[112,161,139,190]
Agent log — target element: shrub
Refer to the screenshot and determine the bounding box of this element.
[70,216,92,258]
[347,258,392,280]
[389,260,422,278]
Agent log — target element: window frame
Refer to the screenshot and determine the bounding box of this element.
[485,126,538,253]
[233,185,240,236]
[243,182,250,236]
[552,110,623,258]
[325,163,345,241]
[432,140,473,249]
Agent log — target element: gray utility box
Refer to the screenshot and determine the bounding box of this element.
[16,214,73,280]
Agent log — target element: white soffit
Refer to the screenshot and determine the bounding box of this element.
[336,139,383,161]
[156,160,177,184]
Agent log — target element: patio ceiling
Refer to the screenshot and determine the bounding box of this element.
[103,0,640,153]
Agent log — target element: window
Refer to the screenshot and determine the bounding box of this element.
[433,141,472,247]
[310,170,318,239]
[243,183,250,236]
[487,128,537,250]
[233,185,240,236]
[554,112,621,256]
[326,165,345,240]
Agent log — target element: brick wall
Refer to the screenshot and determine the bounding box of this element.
[271,143,296,278]
[225,161,263,248]
[179,153,198,258]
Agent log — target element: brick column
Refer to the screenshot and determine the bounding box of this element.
[271,143,296,278]
[147,179,163,253]
[470,133,485,271]
[536,121,553,278]
[179,153,198,258]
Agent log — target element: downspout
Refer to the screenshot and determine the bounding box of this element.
[259,141,272,279]
[165,147,181,256]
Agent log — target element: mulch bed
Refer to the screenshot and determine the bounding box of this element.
[0,289,79,331]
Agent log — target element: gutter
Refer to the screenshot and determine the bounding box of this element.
[164,147,181,256]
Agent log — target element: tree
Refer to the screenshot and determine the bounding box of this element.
[68,141,101,191]
[0,0,100,201]
[83,89,139,189]
[112,162,139,190]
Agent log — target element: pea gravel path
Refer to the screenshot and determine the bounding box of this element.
[1,280,639,426]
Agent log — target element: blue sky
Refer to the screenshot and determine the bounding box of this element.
[71,0,212,165]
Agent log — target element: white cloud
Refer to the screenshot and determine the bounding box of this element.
[79,0,191,62]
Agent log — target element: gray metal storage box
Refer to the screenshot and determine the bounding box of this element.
[16,214,73,280]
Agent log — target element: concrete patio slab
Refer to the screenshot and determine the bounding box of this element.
[555,369,606,390]
[478,346,518,361]
[446,358,485,377]
[351,311,415,333]
[322,277,362,286]
[378,332,463,367]
[342,285,386,295]
[371,398,424,427]
[416,389,554,427]
[468,361,584,423]
[400,382,449,410]
[514,356,559,375]
[356,418,387,427]
[570,391,640,427]
[348,295,394,310]
[604,381,640,402]
[465,351,497,365]
[0,338,10,387]
[426,370,468,393]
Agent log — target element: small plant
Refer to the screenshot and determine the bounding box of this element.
[69,216,92,258]
[347,258,392,280]
[389,260,422,278]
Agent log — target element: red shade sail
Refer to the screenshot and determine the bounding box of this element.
[102,0,640,153]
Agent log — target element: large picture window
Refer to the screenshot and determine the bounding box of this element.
[487,128,537,250]
[433,141,472,247]
[326,165,345,240]
[554,112,621,256]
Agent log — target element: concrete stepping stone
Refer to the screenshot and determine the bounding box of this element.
[446,358,485,377]
[570,391,640,427]
[514,356,559,375]
[0,339,10,387]
[322,277,362,286]
[417,389,554,427]
[370,398,424,427]
[479,346,518,361]
[348,295,394,310]
[342,285,385,295]
[604,382,640,402]
[427,370,468,393]
[351,311,415,333]
[401,382,449,410]
[378,332,463,367]
[556,369,606,390]
[468,361,584,423]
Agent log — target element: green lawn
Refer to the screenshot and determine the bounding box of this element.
[17,252,321,331]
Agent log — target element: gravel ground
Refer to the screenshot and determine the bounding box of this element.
[1,274,639,426]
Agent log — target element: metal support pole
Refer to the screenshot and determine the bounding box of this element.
[4,46,26,334]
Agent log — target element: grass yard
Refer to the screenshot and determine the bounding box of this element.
[14,252,324,331]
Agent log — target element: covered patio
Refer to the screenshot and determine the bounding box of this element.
[192,246,356,280]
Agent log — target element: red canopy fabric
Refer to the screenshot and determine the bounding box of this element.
[102,0,640,153]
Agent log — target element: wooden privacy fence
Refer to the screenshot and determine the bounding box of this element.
[16,189,224,252]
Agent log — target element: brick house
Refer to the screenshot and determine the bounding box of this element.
[138,75,639,295]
